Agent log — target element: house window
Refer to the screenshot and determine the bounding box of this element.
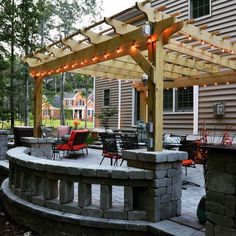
[88,110,91,116]
[164,89,173,112]
[175,87,193,112]
[190,0,210,19]
[164,87,193,112]
[103,89,110,106]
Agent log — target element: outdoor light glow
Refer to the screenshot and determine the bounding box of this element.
[131,41,136,50]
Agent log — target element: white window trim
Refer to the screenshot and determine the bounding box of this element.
[163,87,194,114]
[193,85,199,134]
[132,88,136,126]
[188,0,212,20]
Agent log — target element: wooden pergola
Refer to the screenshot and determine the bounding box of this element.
[23,0,236,151]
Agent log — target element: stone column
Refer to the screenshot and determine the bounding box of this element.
[205,146,236,236]
[122,149,187,222]
[0,130,9,160]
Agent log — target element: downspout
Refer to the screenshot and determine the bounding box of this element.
[193,85,199,135]
[118,80,121,130]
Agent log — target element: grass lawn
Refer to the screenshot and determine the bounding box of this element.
[42,119,94,129]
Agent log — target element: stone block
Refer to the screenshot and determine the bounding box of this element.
[160,202,172,220]
[154,178,171,188]
[45,199,60,211]
[205,221,215,236]
[124,186,133,211]
[225,195,235,217]
[161,193,172,203]
[81,205,103,218]
[144,170,154,179]
[208,160,226,172]
[173,162,182,169]
[32,195,45,206]
[146,197,160,222]
[207,212,234,228]
[215,225,236,236]
[128,169,145,179]
[207,171,235,194]
[154,187,167,196]
[59,180,74,204]
[128,211,147,220]
[155,163,173,171]
[61,202,81,214]
[206,191,225,205]
[100,185,112,210]
[104,207,127,220]
[111,168,128,179]
[81,167,96,177]
[206,201,225,215]
[44,178,58,200]
[96,166,114,178]
[154,170,167,179]
[167,168,181,177]
[78,183,91,207]
[176,199,181,216]
[226,163,236,174]
[122,150,139,160]
[138,151,168,163]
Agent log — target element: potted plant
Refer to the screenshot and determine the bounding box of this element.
[95,107,117,131]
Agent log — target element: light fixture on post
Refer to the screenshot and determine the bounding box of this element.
[142,21,153,36]
[142,73,148,86]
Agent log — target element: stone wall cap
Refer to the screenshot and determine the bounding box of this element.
[7,147,154,180]
[0,130,10,135]
[123,150,187,163]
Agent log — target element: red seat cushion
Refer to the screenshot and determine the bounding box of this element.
[182,159,194,166]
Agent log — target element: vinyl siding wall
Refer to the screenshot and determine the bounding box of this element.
[151,0,236,134]
[95,0,236,134]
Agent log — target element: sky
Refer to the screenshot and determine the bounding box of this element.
[102,0,143,17]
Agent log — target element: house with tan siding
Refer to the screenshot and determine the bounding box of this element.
[94,0,236,136]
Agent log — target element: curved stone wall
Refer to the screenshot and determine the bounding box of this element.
[2,147,187,235]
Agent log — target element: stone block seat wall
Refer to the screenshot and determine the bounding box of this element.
[205,146,236,236]
[1,147,187,236]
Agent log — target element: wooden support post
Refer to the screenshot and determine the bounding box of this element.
[154,39,164,151]
[33,77,43,137]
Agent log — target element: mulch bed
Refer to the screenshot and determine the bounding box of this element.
[0,211,39,236]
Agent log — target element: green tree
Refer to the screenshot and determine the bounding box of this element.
[44,0,102,125]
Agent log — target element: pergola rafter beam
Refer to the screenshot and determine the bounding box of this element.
[181,22,236,52]
[166,39,236,70]
[165,71,236,88]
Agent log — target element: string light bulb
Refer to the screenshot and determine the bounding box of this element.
[214,82,217,86]
[211,45,214,50]
[204,84,207,88]
[81,61,84,65]
[116,48,121,53]
[104,53,108,59]
[188,35,192,41]
[131,41,136,50]
[201,40,204,45]
[226,82,230,85]
[221,48,225,53]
